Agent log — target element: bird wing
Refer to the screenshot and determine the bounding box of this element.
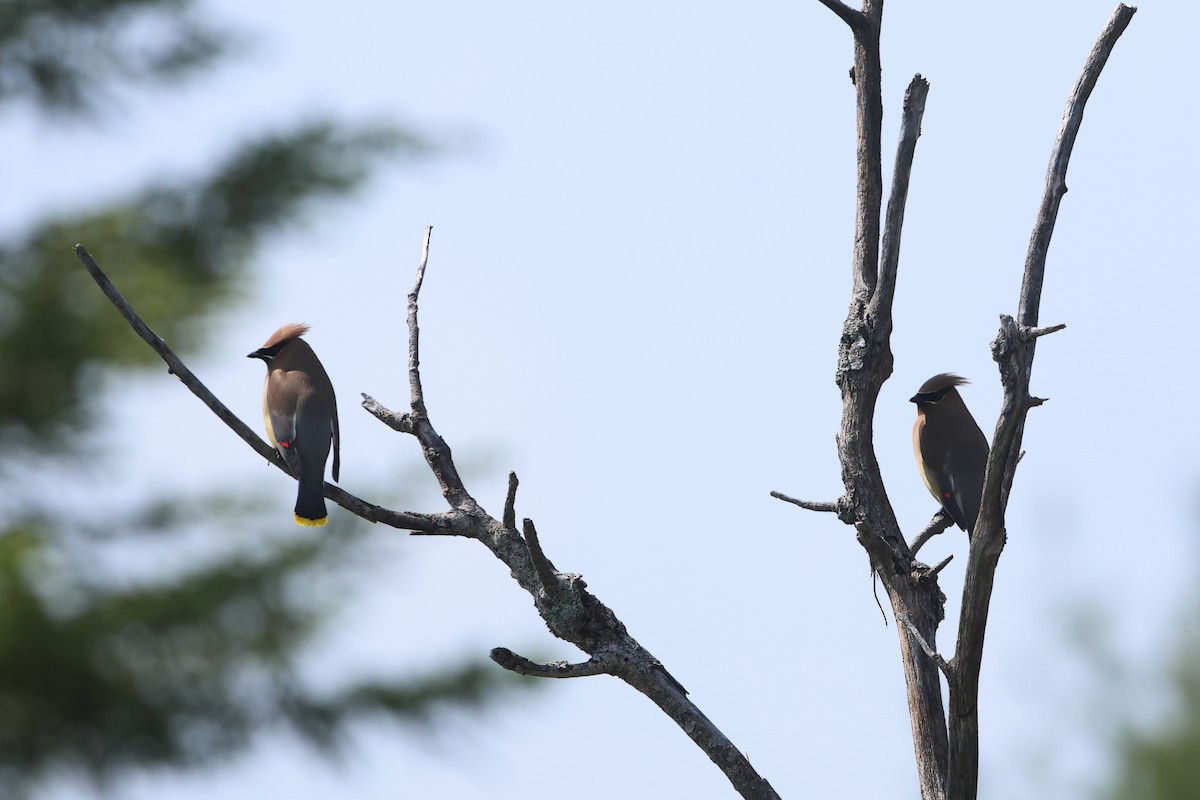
[292,395,333,475]
[265,371,304,477]
[329,393,340,483]
[918,423,972,532]
[945,430,989,536]
[940,461,973,532]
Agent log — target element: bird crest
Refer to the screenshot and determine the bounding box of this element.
[915,373,969,394]
[260,322,311,349]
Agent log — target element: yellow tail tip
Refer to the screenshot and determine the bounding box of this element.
[294,514,329,527]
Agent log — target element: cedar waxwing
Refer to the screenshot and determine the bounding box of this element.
[248,323,340,527]
[910,373,989,538]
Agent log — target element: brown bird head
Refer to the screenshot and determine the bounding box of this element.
[248,323,312,362]
[910,373,969,409]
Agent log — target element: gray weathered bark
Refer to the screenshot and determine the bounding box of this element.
[945,7,1137,798]
[75,233,780,800]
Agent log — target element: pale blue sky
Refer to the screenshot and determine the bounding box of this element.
[15,1,1198,798]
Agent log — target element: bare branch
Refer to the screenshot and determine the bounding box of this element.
[75,236,780,800]
[523,518,561,599]
[327,490,462,533]
[381,233,778,798]
[503,471,519,531]
[898,614,952,678]
[75,244,279,468]
[770,491,839,513]
[816,0,867,31]
[908,510,953,556]
[1024,323,1067,340]
[824,4,951,797]
[360,392,413,433]
[847,2,884,302]
[390,233,780,798]
[871,74,931,324]
[1020,7,1135,328]
[872,571,888,626]
[620,665,781,799]
[930,554,954,578]
[949,7,1136,799]
[364,391,475,511]
[375,237,477,511]
[73,244,444,535]
[408,225,432,418]
[490,648,611,679]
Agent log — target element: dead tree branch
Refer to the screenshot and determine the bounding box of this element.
[770,491,847,516]
[75,4,1136,796]
[816,0,866,31]
[808,3,1133,799]
[74,230,780,800]
[946,6,1137,798]
[502,471,519,530]
[815,0,950,790]
[909,510,953,557]
[489,648,611,679]
[369,227,777,798]
[897,614,952,678]
[871,75,930,328]
[74,243,447,535]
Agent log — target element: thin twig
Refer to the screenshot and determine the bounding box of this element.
[872,571,889,626]
[1024,323,1067,340]
[769,491,839,513]
[73,244,443,534]
[898,614,952,678]
[408,225,432,418]
[490,648,611,679]
[930,554,954,578]
[384,229,476,512]
[360,393,413,433]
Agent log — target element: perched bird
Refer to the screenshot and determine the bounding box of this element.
[910,373,989,538]
[248,323,340,526]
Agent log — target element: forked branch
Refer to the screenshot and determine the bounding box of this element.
[74,243,448,535]
[74,230,781,800]
[947,6,1136,799]
[807,3,1134,800]
[817,3,948,797]
[816,0,867,31]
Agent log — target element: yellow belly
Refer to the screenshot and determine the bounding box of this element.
[262,383,278,447]
[912,413,941,501]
